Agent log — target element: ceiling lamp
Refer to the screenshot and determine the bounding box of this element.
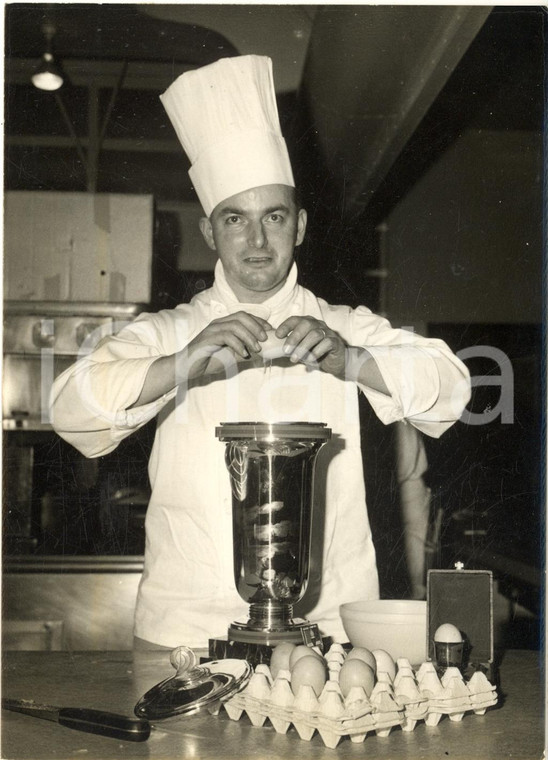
[32,23,63,91]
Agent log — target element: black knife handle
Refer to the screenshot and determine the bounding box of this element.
[58,708,150,742]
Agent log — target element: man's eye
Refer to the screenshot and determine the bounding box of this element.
[267,213,282,222]
[226,215,240,224]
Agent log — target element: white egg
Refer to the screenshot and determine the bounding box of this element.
[269,641,296,679]
[288,644,324,670]
[434,623,463,643]
[372,648,396,680]
[260,329,287,360]
[346,646,377,673]
[290,655,327,697]
[338,658,375,698]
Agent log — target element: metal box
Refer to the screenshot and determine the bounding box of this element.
[427,567,494,678]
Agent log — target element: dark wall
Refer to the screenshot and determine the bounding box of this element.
[290,7,545,601]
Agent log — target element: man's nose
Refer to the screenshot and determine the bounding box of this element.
[248,220,266,249]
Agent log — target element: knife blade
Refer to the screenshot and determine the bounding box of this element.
[2,698,151,742]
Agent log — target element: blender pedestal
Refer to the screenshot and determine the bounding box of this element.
[214,422,333,669]
[208,620,330,666]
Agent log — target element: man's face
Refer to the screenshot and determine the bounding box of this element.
[199,184,307,303]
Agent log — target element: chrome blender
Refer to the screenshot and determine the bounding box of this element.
[213,421,331,655]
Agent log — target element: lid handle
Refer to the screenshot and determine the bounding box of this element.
[169,646,208,685]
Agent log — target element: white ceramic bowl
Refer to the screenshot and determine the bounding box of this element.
[339,599,427,665]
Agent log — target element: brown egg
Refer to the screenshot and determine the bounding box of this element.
[372,648,396,680]
[288,644,323,670]
[290,655,327,697]
[338,658,376,698]
[346,646,377,673]
[269,641,296,679]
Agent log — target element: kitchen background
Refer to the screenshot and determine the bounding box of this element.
[3,4,544,651]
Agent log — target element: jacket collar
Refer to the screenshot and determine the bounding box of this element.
[210,259,299,319]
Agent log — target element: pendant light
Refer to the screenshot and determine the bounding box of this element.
[32,23,63,91]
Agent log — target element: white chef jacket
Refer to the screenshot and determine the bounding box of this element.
[51,261,471,647]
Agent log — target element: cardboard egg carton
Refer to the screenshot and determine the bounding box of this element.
[218,645,497,748]
[415,662,498,726]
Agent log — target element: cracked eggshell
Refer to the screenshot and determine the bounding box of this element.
[259,329,288,360]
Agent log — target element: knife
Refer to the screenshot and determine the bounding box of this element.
[2,698,151,742]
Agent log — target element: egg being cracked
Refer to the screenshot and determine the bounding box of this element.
[345,646,377,673]
[338,658,375,698]
[259,329,288,361]
[434,623,463,643]
[290,654,327,697]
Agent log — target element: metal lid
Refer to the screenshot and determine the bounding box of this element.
[215,421,331,441]
[134,647,252,721]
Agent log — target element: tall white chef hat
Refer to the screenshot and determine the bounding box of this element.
[160,55,295,217]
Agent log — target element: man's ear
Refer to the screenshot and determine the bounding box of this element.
[296,208,307,247]
[199,216,216,250]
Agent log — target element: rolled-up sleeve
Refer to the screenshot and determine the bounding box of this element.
[50,310,183,457]
[327,304,471,438]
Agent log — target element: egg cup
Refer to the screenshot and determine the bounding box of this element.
[434,641,464,671]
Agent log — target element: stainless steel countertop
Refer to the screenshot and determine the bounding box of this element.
[3,555,144,573]
[1,649,544,759]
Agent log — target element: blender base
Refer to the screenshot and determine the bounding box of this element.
[208,620,330,667]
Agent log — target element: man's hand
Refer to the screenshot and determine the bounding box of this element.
[130,312,271,408]
[132,312,388,409]
[183,311,272,380]
[275,316,390,395]
[275,316,347,378]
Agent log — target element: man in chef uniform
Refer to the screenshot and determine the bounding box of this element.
[50,56,471,649]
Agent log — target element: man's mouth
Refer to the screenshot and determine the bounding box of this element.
[243,255,272,264]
